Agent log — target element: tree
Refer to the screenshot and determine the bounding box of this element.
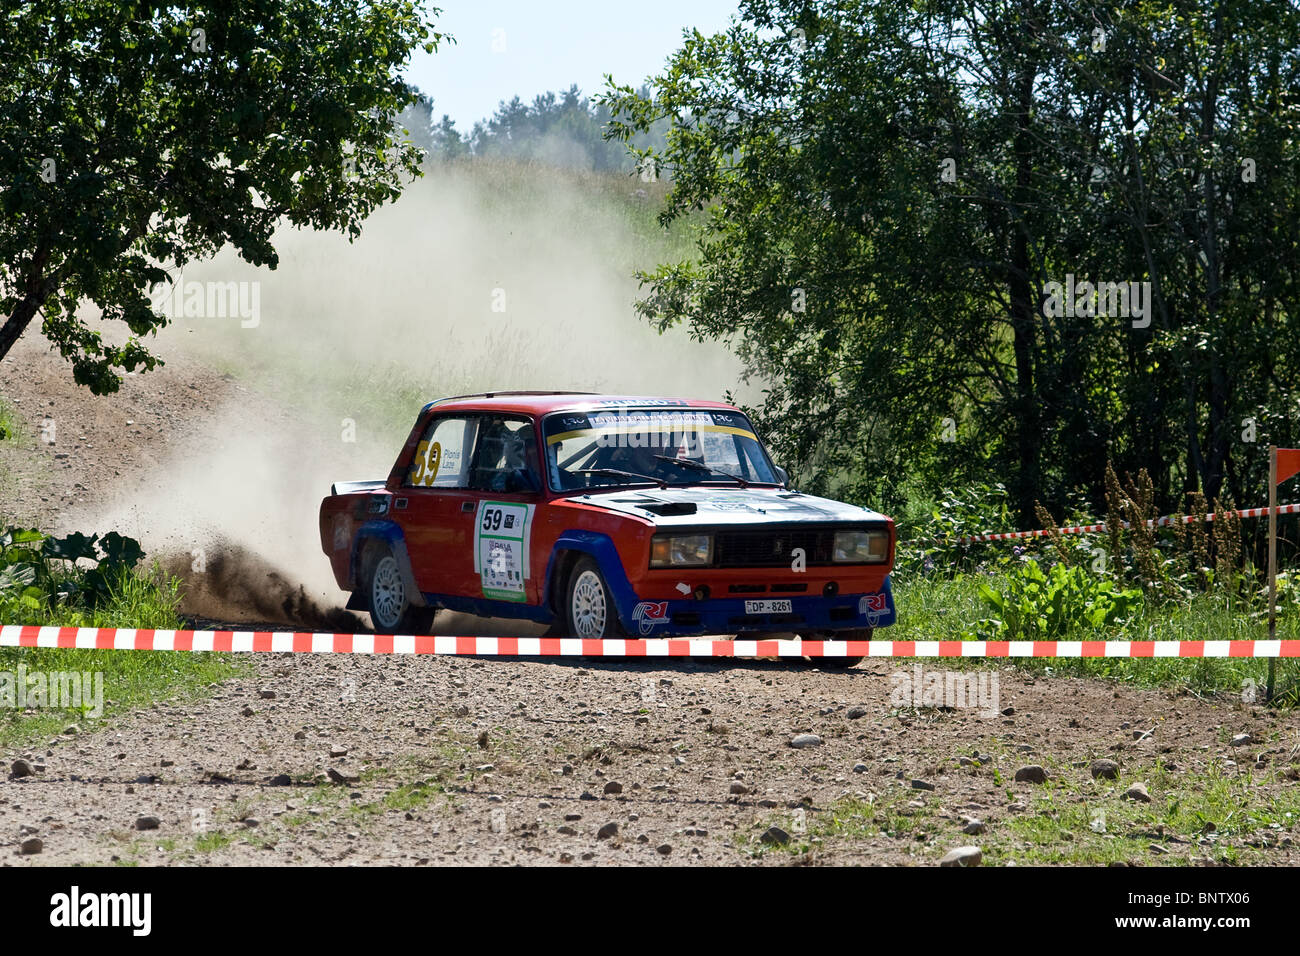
[455,84,669,173]
[429,114,470,161]
[603,0,1300,521]
[0,1,445,393]
[398,90,436,158]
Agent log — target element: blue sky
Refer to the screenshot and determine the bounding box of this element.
[405,1,741,130]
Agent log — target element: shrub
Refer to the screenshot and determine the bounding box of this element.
[894,482,1022,577]
[969,558,1144,641]
[0,527,177,626]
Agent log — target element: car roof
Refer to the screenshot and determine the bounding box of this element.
[419,392,744,417]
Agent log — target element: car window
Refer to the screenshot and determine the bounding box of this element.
[732,435,771,480]
[699,430,743,473]
[543,408,778,490]
[469,417,541,493]
[406,416,477,488]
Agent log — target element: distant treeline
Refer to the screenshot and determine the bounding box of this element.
[399,84,668,174]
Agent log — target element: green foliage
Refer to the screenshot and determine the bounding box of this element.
[895,481,1017,576]
[914,483,1016,544]
[603,0,1300,523]
[0,1,446,391]
[893,574,1300,704]
[970,559,1144,641]
[1091,462,1258,604]
[0,527,166,622]
[0,397,27,451]
[1266,571,1300,618]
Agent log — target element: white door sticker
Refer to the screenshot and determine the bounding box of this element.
[474,501,533,602]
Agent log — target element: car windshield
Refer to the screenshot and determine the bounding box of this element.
[543,407,778,491]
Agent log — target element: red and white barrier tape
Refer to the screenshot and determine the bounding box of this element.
[1,626,1296,658]
[904,502,1300,546]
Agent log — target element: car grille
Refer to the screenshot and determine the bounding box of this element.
[713,528,843,567]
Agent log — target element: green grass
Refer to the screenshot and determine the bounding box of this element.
[348,780,444,820]
[123,748,466,862]
[193,830,236,853]
[0,397,23,447]
[3,560,185,629]
[0,645,248,748]
[890,573,991,642]
[818,796,942,843]
[286,744,468,829]
[744,758,1300,865]
[126,827,240,863]
[891,574,1300,703]
[0,395,30,504]
[1,557,248,747]
[988,761,1300,865]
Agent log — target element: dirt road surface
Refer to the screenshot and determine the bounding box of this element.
[4,649,1296,866]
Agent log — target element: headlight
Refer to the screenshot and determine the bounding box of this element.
[650,533,713,568]
[833,530,889,563]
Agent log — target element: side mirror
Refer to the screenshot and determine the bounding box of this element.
[773,465,789,486]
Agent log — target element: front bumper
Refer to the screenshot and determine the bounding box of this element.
[621,578,896,637]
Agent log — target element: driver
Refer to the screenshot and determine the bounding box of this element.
[607,441,682,481]
[480,420,540,492]
[501,430,540,490]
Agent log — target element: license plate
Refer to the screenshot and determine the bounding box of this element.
[745,599,793,615]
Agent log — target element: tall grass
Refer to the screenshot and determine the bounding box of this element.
[892,574,1300,703]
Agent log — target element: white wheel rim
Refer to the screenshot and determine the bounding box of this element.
[571,570,607,638]
[372,555,405,628]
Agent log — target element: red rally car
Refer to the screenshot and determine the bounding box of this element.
[319,393,896,651]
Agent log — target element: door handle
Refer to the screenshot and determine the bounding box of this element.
[461,501,476,513]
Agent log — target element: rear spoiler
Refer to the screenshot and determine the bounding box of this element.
[330,479,386,496]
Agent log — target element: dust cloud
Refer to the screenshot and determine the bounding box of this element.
[156,162,745,405]
[80,161,749,627]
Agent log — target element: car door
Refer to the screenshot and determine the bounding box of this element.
[394,414,480,597]
[459,415,546,604]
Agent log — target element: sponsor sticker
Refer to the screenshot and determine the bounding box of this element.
[631,600,669,635]
[695,492,790,512]
[474,501,533,601]
[859,591,889,626]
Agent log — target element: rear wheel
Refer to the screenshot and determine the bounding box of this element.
[564,556,625,639]
[365,546,436,634]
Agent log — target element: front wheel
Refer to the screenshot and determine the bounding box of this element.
[799,628,872,668]
[563,556,625,639]
[365,547,436,635]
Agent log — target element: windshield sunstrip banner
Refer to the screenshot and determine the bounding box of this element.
[546,409,757,445]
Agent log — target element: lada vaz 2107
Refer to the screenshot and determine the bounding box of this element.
[320,393,896,663]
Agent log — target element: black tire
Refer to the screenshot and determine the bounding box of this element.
[563,556,626,639]
[364,545,436,635]
[799,628,872,668]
